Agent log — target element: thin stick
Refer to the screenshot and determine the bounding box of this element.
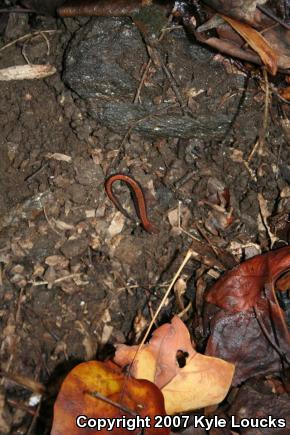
[29,273,83,286]
[133,13,174,104]
[41,201,61,236]
[136,249,193,353]
[26,400,42,435]
[134,59,152,103]
[260,67,270,150]
[177,301,192,318]
[87,391,137,416]
[25,162,49,182]
[248,68,270,161]
[0,30,59,53]
[257,5,290,31]
[178,200,181,228]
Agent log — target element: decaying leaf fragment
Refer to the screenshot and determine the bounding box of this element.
[51,360,169,435]
[114,316,235,414]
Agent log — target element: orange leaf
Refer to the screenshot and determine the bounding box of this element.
[115,316,234,414]
[51,360,169,435]
[205,246,290,312]
[221,15,278,75]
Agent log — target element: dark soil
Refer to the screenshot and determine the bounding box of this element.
[0,4,289,435]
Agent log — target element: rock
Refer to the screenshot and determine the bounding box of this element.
[88,100,231,139]
[63,17,148,99]
[63,16,247,139]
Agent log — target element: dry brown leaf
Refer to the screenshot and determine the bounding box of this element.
[221,15,278,75]
[114,316,234,414]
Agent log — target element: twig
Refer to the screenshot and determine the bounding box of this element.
[40,31,51,56]
[29,273,84,287]
[134,59,152,104]
[134,249,193,355]
[22,31,51,65]
[7,398,38,417]
[0,30,59,52]
[41,201,61,235]
[177,205,225,270]
[178,200,182,228]
[1,287,26,382]
[259,67,270,150]
[87,390,137,416]
[116,282,170,293]
[155,49,191,116]
[26,400,42,435]
[25,162,49,182]
[195,223,220,258]
[133,12,174,104]
[174,170,197,189]
[248,67,270,161]
[177,301,192,318]
[257,5,290,30]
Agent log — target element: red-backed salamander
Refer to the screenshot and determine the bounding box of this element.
[104,174,158,234]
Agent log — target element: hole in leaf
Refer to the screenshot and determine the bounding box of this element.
[176,350,189,368]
